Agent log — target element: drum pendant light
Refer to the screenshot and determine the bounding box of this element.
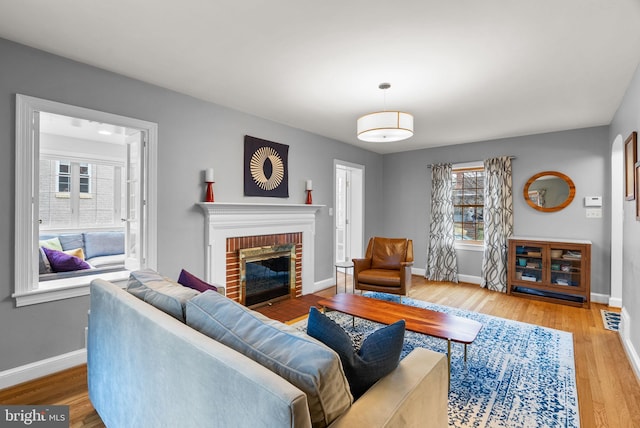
[357,83,414,143]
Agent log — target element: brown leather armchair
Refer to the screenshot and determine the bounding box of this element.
[353,237,414,299]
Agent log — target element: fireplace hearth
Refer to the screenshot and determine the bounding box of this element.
[239,244,296,307]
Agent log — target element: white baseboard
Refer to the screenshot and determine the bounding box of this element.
[411,267,426,277]
[313,277,335,293]
[411,268,482,285]
[608,296,622,308]
[0,349,87,390]
[590,293,609,305]
[620,308,640,382]
[458,274,482,285]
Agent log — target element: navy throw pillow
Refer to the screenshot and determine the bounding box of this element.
[306,306,405,399]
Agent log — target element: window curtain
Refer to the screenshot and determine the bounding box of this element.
[426,163,458,282]
[481,156,514,292]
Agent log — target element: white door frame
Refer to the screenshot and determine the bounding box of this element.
[333,160,364,269]
[610,134,623,308]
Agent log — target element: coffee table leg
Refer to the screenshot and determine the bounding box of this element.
[447,340,451,389]
[464,344,468,364]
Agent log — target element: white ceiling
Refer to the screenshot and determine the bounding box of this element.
[40,112,127,145]
[2,0,640,154]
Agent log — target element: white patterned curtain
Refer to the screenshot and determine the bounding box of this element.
[481,156,514,292]
[426,164,458,282]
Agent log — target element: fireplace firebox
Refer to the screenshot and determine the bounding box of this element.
[239,244,296,307]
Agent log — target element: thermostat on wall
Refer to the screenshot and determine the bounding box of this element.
[584,196,602,207]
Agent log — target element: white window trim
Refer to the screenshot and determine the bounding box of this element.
[14,94,158,307]
[454,241,485,251]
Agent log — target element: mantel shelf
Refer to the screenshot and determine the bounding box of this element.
[197,202,324,216]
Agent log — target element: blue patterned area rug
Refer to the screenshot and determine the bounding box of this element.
[298,292,580,428]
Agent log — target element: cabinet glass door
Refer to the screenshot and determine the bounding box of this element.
[550,246,582,288]
[514,244,543,283]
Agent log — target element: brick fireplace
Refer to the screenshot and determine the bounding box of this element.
[198,202,321,300]
[226,233,302,304]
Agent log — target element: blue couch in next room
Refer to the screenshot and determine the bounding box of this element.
[39,230,125,281]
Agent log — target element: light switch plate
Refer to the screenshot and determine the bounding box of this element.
[586,208,602,218]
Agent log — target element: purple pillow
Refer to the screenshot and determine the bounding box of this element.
[178,269,217,293]
[42,247,92,273]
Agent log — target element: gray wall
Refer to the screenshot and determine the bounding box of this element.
[382,126,611,294]
[610,61,640,362]
[0,38,383,371]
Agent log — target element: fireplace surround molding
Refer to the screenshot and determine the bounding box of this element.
[197,202,323,296]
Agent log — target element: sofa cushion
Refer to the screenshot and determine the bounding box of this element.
[39,237,62,251]
[38,248,53,274]
[84,231,124,259]
[126,269,200,322]
[58,234,85,251]
[87,254,125,268]
[178,269,218,293]
[186,291,352,428]
[42,247,92,273]
[306,307,405,399]
[356,269,402,287]
[371,238,408,270]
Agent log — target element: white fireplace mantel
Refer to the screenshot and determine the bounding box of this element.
[197,202,323,295]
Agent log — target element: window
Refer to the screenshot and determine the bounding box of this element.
[14,94,158,306]
[452,167,484,243]
[57,161,71,192]
[54,161,92,195]
[79,163,91,194]
[43,159,122,229]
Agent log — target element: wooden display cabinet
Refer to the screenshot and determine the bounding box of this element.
[507,237,591,308]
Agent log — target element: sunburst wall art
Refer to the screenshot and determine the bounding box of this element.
[244,135,289,197]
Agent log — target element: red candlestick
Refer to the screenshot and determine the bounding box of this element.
[305,189,312,205]
[205,182,215,203]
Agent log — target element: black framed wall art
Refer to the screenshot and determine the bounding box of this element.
[244,135,289,197]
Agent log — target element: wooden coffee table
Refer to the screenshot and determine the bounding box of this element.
[317,293,482,386]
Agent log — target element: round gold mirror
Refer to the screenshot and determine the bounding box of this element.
[523,171,575,212]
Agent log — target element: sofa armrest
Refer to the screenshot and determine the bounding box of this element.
[328,348,448,428]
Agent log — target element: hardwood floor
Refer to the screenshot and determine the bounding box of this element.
[1,277,638,427]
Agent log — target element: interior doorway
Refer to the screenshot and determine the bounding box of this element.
[610,134,623,308]
[334,161,364,266]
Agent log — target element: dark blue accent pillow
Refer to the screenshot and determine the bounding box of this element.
[307,307,405,399]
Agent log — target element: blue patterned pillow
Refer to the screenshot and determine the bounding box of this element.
[307,307,405,399]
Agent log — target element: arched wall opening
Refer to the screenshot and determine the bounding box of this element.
[610,134,624,308]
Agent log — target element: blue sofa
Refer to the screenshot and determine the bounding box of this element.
[88,275,449,428]
[39,231,125,280]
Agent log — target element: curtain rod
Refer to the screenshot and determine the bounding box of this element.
[427,156,516,168]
